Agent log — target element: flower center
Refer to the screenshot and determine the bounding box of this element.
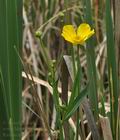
[75,35,80,40]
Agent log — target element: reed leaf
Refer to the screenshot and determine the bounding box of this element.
[84,0,98,120]
[0,0,22,139]
[106,0,119,138]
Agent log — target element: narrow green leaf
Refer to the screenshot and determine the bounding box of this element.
[63,85,88,122]
[69,67,81,105]
[84,0,98,120]
[0,0,22,139]
[106,0,119,138]
[0,68,10,140]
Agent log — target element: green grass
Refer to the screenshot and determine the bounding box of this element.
[106,0,119,138]
[0,0,22,139]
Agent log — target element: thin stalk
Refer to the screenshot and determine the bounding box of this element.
[51,60,64,139]
[71,46,77,78]
[59,125,64,140]
[76,46,80,140]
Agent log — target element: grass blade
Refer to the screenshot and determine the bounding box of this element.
[0,0,22,139]
[84,0,98,120]
[63,84,88,122]
[106,0,119,138]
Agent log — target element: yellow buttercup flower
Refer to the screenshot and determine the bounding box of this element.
[61,23,95,45]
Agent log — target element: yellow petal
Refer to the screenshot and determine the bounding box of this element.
[61,32,74,43]
[61,25,76,43]
[77,23,91,36]
[62,25,76,36]
[77,23,95,41]
[83,29,95,41]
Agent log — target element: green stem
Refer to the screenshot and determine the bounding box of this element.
[71,46,76,78]
[76,45,80,140]
[59,124,64,140]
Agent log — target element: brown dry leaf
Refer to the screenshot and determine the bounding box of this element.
[99,114,113,140]
[22,71,71,96]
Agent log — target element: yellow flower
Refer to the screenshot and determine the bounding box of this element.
[61,23,95,45]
